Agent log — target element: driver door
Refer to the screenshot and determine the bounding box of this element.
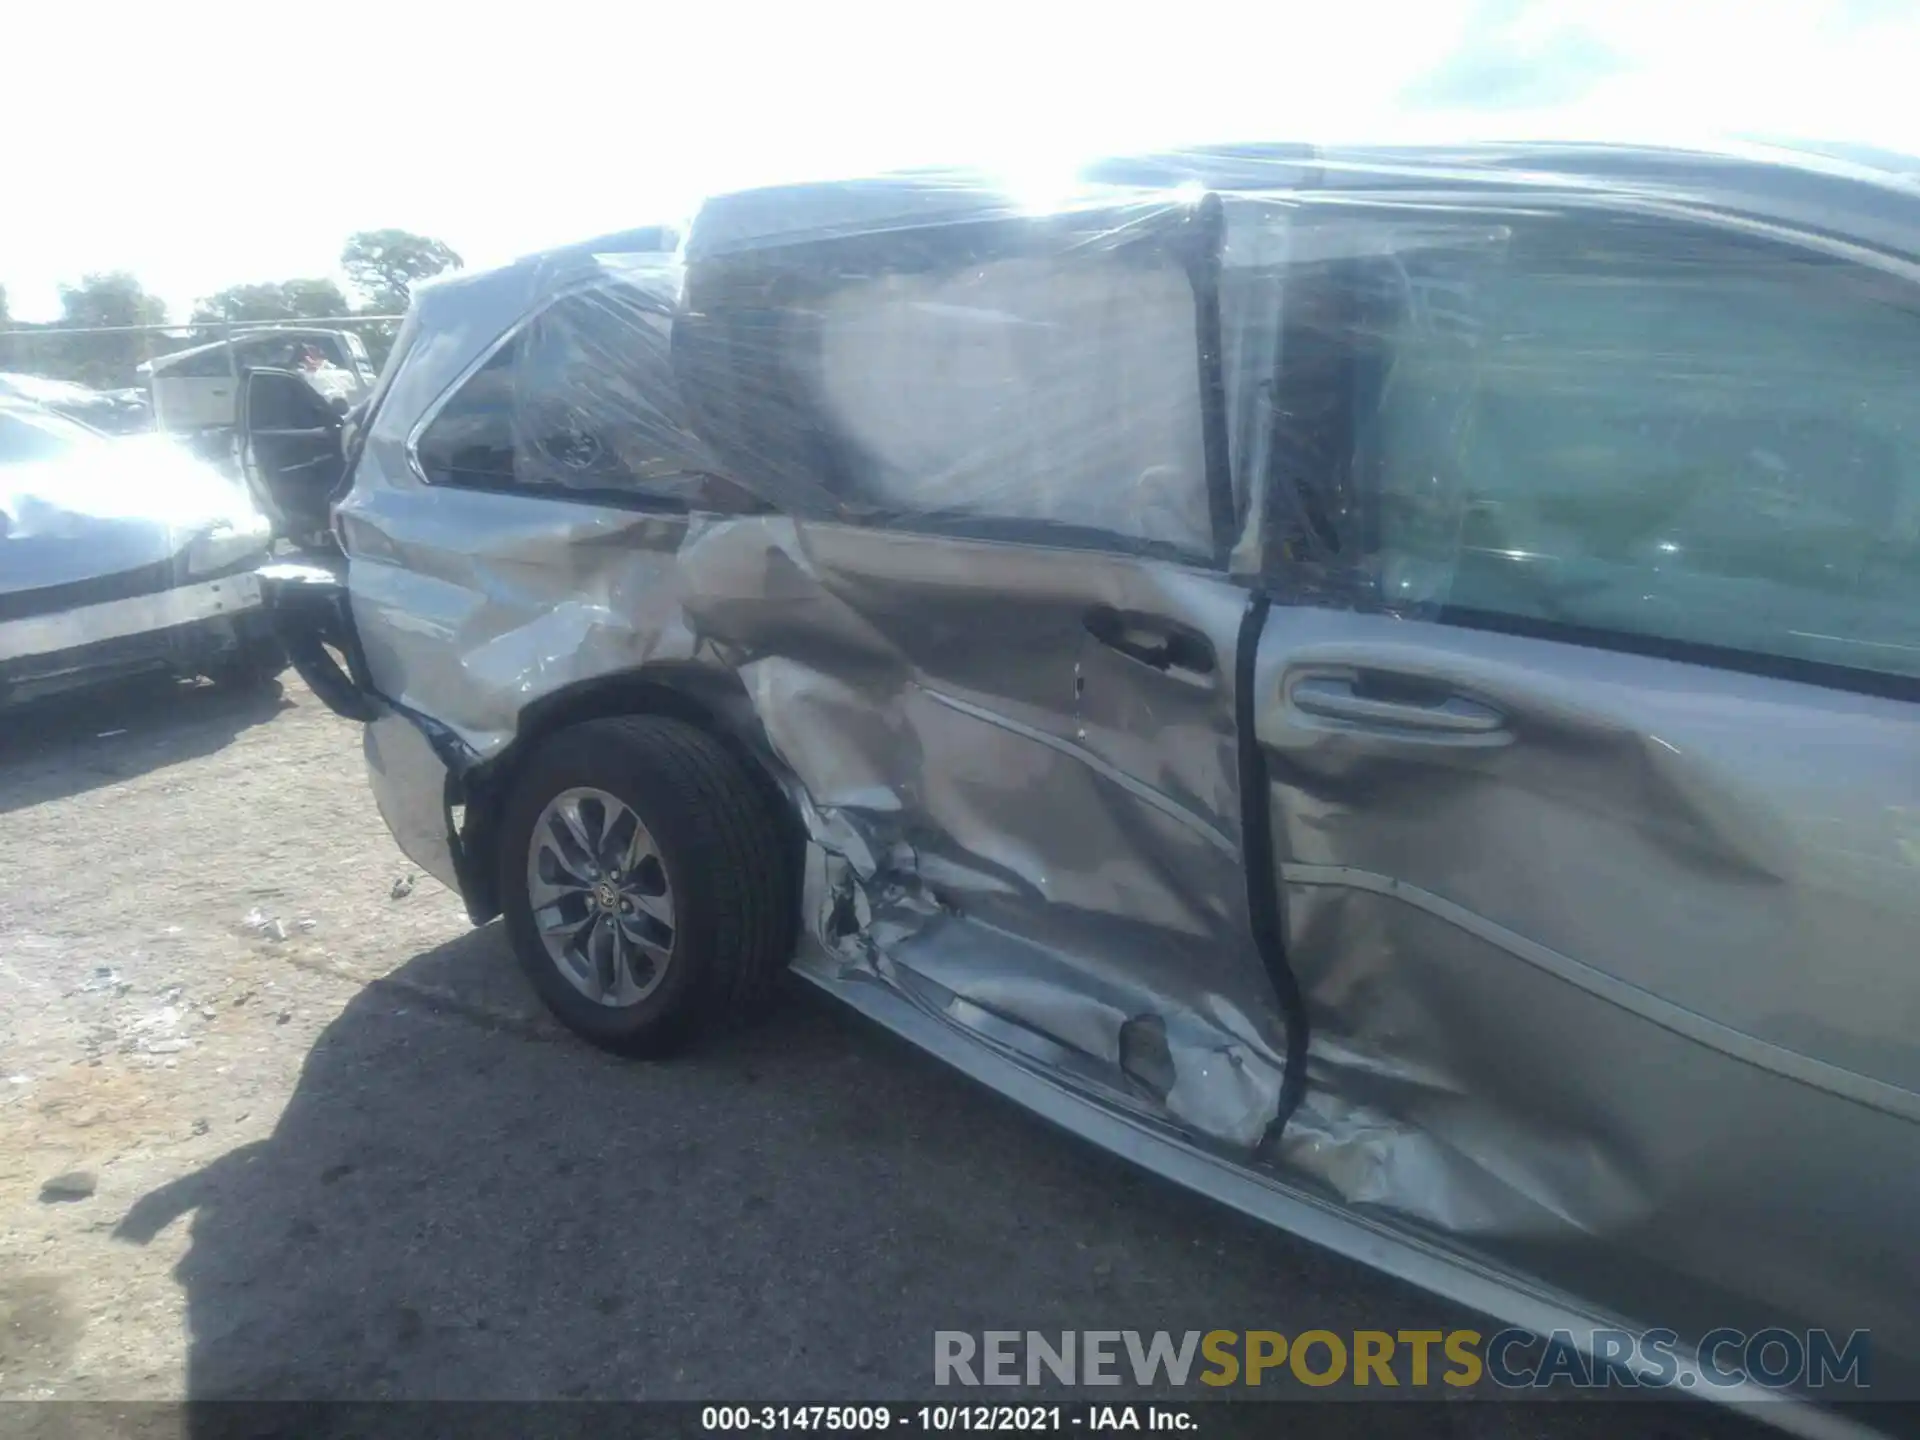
[1249,193,1920,1374]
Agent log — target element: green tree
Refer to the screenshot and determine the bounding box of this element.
[192,278,349,326]
[340,229,462,314]
[55,273,169,388]
[342,229,461,372]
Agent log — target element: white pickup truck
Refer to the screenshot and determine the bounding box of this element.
[140,328,375,434]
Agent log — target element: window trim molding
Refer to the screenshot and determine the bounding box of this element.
[1181,193,1239,566]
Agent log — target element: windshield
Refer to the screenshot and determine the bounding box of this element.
[0,406,98,464]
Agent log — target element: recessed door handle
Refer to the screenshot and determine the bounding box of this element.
[1290,674,1505,735]
[1084,606,1216,676]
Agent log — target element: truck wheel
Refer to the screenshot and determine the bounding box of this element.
[498,716,797,1056]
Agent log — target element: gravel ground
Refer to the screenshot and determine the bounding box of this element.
[0,673,1770,1436]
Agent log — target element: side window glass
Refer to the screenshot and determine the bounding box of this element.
[414,340,518,488]
[802,251,1214,558]
[237,337,298,372]
[163,346,235,378]
[1359,218,1920,681]
[509,288,721,506]
[413,285,750,510]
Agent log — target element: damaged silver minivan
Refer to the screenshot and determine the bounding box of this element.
[258,143,1920,1425]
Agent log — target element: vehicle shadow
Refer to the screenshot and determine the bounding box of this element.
[0,675,290,816]
[109,925,1766,1439]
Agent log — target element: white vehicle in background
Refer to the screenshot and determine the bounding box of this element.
[140,327,375,435]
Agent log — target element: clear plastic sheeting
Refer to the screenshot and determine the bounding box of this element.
[411,258,746,515]
[1347,214,1920,675]
[806,255,1211,551]
[397,191,1236,561]
[333,137,1920,1412]
[674,194,1233,559]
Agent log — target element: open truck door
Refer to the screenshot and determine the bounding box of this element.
[239,366,346,547]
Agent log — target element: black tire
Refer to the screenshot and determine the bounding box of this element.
[497,715,798,1056]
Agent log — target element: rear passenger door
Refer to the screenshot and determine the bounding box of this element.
[1248,201,1920,1355]
[679,207,1297,1150]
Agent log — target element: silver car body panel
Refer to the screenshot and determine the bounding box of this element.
[797,942,1883,1440]
[1254,608,1920,1360]
[324,142,1920,1425]
[364,710,461,893]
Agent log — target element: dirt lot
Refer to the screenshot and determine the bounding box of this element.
[0,674,1766,1436]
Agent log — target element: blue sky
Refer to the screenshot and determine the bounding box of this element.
[5,0,1917,322]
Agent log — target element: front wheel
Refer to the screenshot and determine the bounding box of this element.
[497,716,798,1056]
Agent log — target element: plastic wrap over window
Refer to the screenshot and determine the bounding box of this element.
[805,252,1210,552]
[409,149,1920,675]
[1385,227,1920,677]
[412,204,1227,559]
[674,197,1230,561]
[1217,201,1514,590]
[1243,197,1920,681]
[413,256,759,515]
